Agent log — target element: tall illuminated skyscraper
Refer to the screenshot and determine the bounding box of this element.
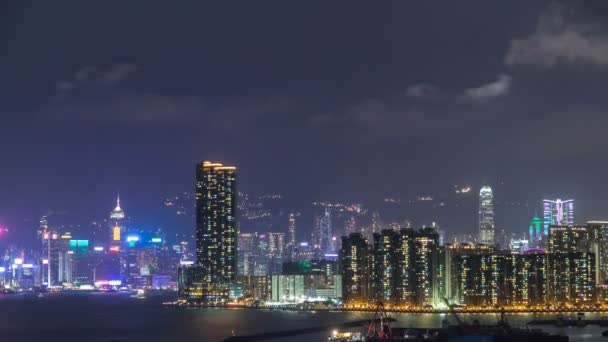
[478,186,495,244]
[195,161,237,303]
[109,194,125,243]
[287,212,296,247]
[543,199,574,236]
[340,233,370,305]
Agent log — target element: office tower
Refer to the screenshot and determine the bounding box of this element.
[287,212,296,247]
[237,233,255,276]
[478,186,495,244]
[312,208,332,257]
[268,232,285,259]
[547,225,596,305]
[371,212,382,235]
[588,221,608,285]
[69,239,90,285]
[319,208,332,255]
[529,216,543,246]
[41,230,61,286]
[109,195,125,242]
[372,229,398,304]
[340,233,370,305]
[195,161,237,303]
[268,232,285,274]
[254,233,269,276]
[543,199,574,237]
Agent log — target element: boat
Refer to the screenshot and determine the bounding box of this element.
[130,289,145,299]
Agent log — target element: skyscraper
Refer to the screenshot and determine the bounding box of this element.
[237,233,255,276]
[312,207,332,257]
[340,233,370,305]
[195,161,237,303]
[319,208,332,255]
[478,186,495,244]
[529,216,543,246]
[543,199,574,236]
[109,195,125,243]
[547,225,596,305]
[287,212,296,247]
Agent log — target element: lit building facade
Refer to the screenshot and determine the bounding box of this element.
[478,186,495,244]
[543,199,574,237]
[287,212,296,248]
[271,275,305,302]
[237,233,255,276]
[192,161,237,303]
[547,225,596,305]
[268,232,285,274]
[529,216,543,247]
[588,221,608,286]
[372,229,398,304]
[340,233,370,305]
[414,228,439,306]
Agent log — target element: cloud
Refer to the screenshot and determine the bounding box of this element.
[404,83,440,100]
[340,97,464,140]
[74,66,100,81]
[103,63,140,83]
[309,77,511,140]
[55,81,75,92]
[461,74,512,103]
[53,62,140,98]
[505,4,608,67]
[43,94,205,122]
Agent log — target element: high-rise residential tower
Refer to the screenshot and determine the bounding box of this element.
[478,186,495,244]
[195,161,237,302]
[543,199,574,237]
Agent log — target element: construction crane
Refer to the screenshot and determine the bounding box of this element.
[442,297,465,327]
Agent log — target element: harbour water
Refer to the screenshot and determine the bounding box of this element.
[0,292,604,342]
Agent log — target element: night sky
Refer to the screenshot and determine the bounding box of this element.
[2,1,608,233]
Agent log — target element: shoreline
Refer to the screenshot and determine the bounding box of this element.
[163,302,608,314]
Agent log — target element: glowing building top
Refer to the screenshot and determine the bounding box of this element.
[478,186,494,244]
[542,198,574,236]
[529,216,543,246]
[110,194,125,220]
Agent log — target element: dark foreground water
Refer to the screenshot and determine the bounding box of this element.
[0,292,604,342]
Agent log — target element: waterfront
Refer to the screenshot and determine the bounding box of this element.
[0,292,605,342]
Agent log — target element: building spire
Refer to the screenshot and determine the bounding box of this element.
[116,193,121,209]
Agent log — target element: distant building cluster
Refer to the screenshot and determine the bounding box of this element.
[0,196,187,291]
[340,222,607,309]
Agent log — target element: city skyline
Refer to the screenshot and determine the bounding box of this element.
[4,2,608,340]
